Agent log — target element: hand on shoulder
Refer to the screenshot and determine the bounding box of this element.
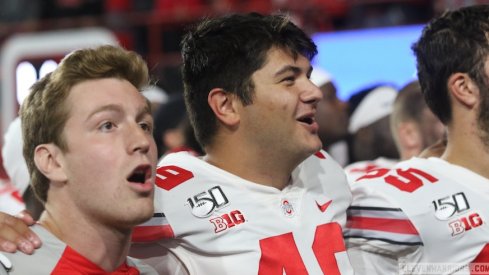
[0,210,40,255]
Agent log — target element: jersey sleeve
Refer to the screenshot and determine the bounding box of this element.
[132,213,175,242]
[132,177,176,242]
[132,155,196,243]
[345,174,422,274]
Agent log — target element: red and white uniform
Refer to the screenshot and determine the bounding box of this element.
[133,150,354,275]
[0,225,157,274]
[345,157,489,274]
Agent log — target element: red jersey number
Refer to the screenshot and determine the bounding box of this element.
[155,165,194,191]
[358,168,438,193]
[258,222,347,275]
[385,168,438,193]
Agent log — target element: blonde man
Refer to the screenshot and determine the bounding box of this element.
[0,45,157,274]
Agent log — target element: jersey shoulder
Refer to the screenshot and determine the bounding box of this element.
[346,158,429,247]
[0,225,66,274]
[156,151,244,193]
[299,150,350,190]
[296,150,352,204]
[138,151,252,242]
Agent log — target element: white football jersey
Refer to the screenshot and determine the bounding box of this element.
[133,150,354,275]
[345,157,489,275]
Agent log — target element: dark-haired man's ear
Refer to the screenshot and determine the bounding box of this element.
[208,88,240,127]
[448,72,478,109]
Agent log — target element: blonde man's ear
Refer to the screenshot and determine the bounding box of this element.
[33,144,67,183]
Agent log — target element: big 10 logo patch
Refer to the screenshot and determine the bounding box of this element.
[448,213,483,236]
[186,186,229,218]
[432,192,484,236]
[210,210,246,233]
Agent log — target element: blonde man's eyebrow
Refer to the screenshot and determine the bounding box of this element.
[86,104,123,122]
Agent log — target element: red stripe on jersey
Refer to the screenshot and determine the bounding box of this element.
[11,190,23,203]
[346,216,419,235]
[52,246,140,274]
[314,151,326,159]
[132,225,175,242]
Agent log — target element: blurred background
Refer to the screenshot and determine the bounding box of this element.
[0,0,487,180]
